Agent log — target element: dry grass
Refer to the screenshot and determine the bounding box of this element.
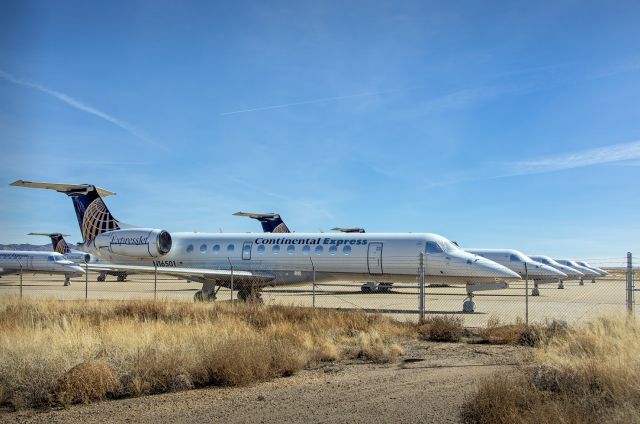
[0,297,411,410]
[418,315,464,342]
[473,316,568,346]
[461,315,640,423]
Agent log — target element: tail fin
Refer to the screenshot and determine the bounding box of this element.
[28,232,71,254]
[12,180,121,242]
[233,211,290,233]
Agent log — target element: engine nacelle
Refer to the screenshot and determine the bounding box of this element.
[94,228,172,258]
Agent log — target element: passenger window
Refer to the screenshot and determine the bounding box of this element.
[212,245,220,254]
[343,245,351,255]
[272,245,280,255]
[329,245,337,256]
[227,244,235,253]
[302,245,310,255]
[257,245,265,255]
[186,244,194,253]
[200,244,207,253]
[315,245,323,255]
[287,245,295,255]
[425,241,443,254]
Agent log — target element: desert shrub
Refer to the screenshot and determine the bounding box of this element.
[418,315,464,342]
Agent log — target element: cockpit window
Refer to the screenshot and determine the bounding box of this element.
[440,240,458,253]
[425,241,443,254]
[48,255,55,261]
[510,254,519,262]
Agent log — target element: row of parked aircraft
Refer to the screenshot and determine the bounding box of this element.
[1,180,607,312]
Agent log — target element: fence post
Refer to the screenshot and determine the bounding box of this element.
[524,262,529,326]
[627,252,633,314]
[228,258,234,303]
[154,264,158,301]
[85,260,88,301]
[419,252,425,324]
[310,258,316,309]
[18,259,23,299]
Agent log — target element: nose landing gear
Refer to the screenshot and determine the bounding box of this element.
[463,293,476,313]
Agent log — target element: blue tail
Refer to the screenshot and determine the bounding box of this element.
[232,212,290,233]
[12,181,121,242]
[28,232,71,254]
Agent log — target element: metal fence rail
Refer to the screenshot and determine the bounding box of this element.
[0,253,636,327]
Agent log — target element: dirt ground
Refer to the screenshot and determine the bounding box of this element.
[2,341,527,424]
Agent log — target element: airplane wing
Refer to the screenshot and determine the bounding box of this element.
[87,263,275,284]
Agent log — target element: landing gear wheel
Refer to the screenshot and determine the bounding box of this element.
[579,279,584,286]
[462,296,476,313]
[379,283,393,293]
[97,274,106,282]
[194,290,216,302]
[64,277,70,287]
[531,287,540,296]
[361,285,373,293]
[117,274,126,282]
[558,282,565,289]
[238,287,263,303]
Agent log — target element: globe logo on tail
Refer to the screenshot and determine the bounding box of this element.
[82,198,120,241]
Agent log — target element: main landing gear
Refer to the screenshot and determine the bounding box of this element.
[558,281,565,289]
[97,273,106,282]
[64,277,70,287]
[360,282,393,293]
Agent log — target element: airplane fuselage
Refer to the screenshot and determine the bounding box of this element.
[0,251,85,277]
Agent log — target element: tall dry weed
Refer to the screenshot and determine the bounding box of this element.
[461,315,640,423]
[0,298,410,410]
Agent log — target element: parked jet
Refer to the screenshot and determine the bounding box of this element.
[0,250,84,285]
[465,249,566,296]
[555,259,601,283]
[12,180,520,311]
[28,232,128,282]
[528,255,583,289]
[332,227,366,233]
[575,261,608,276]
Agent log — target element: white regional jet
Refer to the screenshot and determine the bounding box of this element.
[28,232,128,282]
[12,180,520,310]
[0,250,85,284]
[554,259,601,283]
[464,249,566,296]
[575,261,608,277]
[528,255,584,289]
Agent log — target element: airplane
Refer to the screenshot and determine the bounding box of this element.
[554,259,602,283]
[12,180,521,312]
[28,232,128,282]
[464,249,567,296]
[528,255,584,289]
[332,227,366,233]
[0,250,85,285]
[575,260,608,276]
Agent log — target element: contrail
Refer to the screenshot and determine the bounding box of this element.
[220,91,383,116]
[0,69,164,149]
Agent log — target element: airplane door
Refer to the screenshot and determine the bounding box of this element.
[242,242,252,260]
[367,242,383,275]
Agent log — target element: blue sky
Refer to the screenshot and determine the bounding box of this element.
[0,0,639,259]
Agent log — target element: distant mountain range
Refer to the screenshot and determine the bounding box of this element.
[0,243,80,252]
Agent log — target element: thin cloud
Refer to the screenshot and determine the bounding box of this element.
[0,69,164,149]
[426,140,640,186]
[509,140,640,175]
[220,91,385,116]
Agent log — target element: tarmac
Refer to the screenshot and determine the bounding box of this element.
[0,270,635,327]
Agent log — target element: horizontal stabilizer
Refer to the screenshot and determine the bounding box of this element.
[28,232,70,237]
[233,211,280,220]
[332,227,366,233]
[10,180,115,197]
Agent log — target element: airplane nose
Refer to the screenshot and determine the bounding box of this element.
[480,259,521,280]
[542,264,567,278]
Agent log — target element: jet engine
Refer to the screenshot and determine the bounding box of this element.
[94,228,172,258]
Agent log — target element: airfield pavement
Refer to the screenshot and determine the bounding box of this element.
[0,270,636,327]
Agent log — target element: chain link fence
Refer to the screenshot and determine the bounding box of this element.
[0,253,636,327]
